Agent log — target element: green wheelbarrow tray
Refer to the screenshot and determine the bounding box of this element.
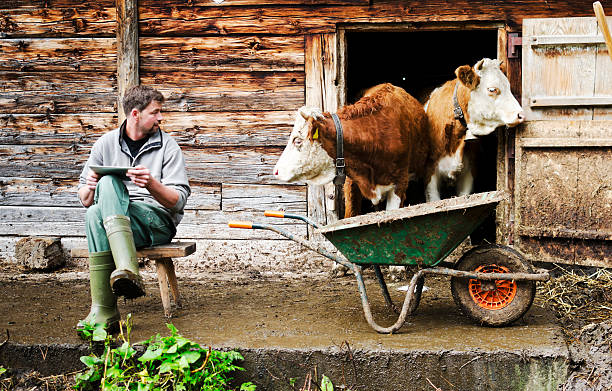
[228,191,550,334]
[317,191,506,267]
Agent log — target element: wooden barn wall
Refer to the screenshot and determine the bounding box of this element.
[1,0,611,267]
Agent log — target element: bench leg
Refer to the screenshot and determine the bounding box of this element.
[155,258,175,318]
[164,258,182,309]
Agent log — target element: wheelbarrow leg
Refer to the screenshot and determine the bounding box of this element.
[354,265,426,334]
[373,265,399,314]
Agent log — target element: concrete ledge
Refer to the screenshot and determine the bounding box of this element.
[0,275,569,390]
[0,343,568,390]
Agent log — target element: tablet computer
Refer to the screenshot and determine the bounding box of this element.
[89,165,131,179]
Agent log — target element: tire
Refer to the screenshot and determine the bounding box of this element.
[450,244,536,327]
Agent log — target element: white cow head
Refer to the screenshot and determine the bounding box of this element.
[457,58,525,139]
[273,107,335,185]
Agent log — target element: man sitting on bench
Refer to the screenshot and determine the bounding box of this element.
[76,85,191,334]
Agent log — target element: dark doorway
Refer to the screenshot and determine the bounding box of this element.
[345,29,500,243]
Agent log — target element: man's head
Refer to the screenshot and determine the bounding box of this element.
[122,85,165,135]
[122,85,164,116]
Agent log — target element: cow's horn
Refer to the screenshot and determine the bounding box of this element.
[475,58,486,71]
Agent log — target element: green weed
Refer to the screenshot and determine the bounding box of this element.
[75,314,255,391]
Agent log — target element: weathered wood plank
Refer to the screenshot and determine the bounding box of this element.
[183,147,287,185]
[0,113,117,145]
[141,71,304,112]
[0,206,306,240]
[0,0,115,9]
[0,177,221,210]
[136,2,612,36]
[529,95,612,107]
[2,70,303,113]
[0,71,116,93]
[116,0,139,123]
[185,182,221,210]
[163,111,294,147]
[0,111,295,147]
[595,23,612,119]
[0,38,116,72]
[0,92,117,114]
[0,144,89,178]
[0,7,116,38]
[0,177,80,207]
[157,89,303,113]
[522,17,612,120]
[515,121,612,268]
[71,241,196,258]
[305,33,340,230]
[141,0,367,5]
[0,145,286,184]
[139,36,304,72]
[221,183,306,213]
[141,71,304,90]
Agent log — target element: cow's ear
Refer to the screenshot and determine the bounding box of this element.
[456,65,480,90]
[498,60,507,74]
[306,118,322,142]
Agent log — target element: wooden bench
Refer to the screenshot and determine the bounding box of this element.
[71,241,196,318]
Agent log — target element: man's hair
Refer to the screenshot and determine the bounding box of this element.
[122,85,165,116]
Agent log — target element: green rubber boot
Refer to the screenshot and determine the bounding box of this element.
[77,251,120,334]
[104,215,145,299]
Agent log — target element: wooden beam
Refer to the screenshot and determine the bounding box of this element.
[116,0,139,123]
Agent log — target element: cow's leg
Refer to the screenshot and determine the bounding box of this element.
[343,178,362,218]
[386,189,406,281]
[456,168,474,197]
[332,179,360,277]
[385,190,401,210]
[425,174,441,202]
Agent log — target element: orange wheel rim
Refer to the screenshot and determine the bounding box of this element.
[468,264,517,310]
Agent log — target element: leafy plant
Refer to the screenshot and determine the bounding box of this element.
[75,314,255,391]
[77,315,108,344]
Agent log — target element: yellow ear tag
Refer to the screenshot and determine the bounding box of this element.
[313,128,319,139]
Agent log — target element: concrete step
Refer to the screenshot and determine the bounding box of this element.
[0,273,569,390]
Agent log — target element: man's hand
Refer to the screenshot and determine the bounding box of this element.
[127,165,152,188]
[86,170,101,190]
[79,169,100,207]
[127,165,179,208]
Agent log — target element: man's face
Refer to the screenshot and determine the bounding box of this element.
[136,100,163,134]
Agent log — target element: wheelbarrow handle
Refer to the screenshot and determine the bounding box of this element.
[263,210,320,229]
[228,220,353,270]
[228,221,254,229]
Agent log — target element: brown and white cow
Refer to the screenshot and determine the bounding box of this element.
[424,58,524,202]
[274,83,430,218]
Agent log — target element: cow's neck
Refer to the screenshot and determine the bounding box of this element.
[318,114,345,161]
[447,80,471,153]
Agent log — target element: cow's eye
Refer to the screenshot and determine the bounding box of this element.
[488,87,500,95]
[292,137,303,148]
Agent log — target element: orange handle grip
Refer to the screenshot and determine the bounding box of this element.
[264,210,285,218]
[228,221,253,229]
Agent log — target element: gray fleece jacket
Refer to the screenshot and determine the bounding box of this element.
[78,122,191,226]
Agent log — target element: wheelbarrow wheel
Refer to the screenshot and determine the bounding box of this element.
[450,244,536,327]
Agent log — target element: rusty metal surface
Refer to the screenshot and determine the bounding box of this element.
[353,263,549,334]
[317,192,506,266]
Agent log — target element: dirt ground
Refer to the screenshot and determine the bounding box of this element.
[0,259,610,390]
[535,266,612,391]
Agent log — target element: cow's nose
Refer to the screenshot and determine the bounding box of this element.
[273,168,278,176]
[517,112,525,123]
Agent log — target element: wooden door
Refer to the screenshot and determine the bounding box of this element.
[305,33,342,233]
[516,17,612,267]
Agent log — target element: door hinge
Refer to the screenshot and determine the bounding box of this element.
[507,33,522,59]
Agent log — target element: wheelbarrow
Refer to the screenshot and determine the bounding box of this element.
[228,191,550,334]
